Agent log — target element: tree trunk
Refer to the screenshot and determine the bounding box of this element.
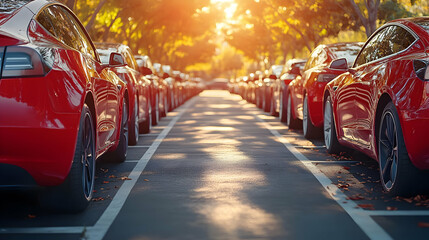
[348,0,380,37]
[85,0,108,32]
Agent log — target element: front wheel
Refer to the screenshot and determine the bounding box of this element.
[279,90,287,122]
[303,95,319,139]
[378,102,420,196]
[128,97,139,146]
[286,93,301,129]
[152,93,159,126]
[324,96,342,154]
[40,104,95,212]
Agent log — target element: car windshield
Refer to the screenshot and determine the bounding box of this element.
[330,43,364,67]
[0,0,32,13]
[412,18,429,32]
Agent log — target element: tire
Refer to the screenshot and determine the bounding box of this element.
[270,91,278,116]
[263,88,271,112]
[152,93,159,126]
[378,102,421,196]
[324,96,343,154]
[303,95,319,139]
[256,88,263,109]
[104,100,129,162]
[140,98,152,134]
[128,97,139,146]
[279,90,287,122]
[287,93,301,129]
[160,91,168,118]
[40,104,95,213]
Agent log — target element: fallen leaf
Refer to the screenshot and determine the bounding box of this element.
[92,197,105,202]
[343,166,351,170]
[358,204,374,210]
[347,195,365,201]
[120,177,132,180]
[387,206,397,211]
[27,214,36,219]
[103,181,109,184]
[100,168,108,173]
[144,179,150,182]
[108,175,116,178]
[418,222,429,228]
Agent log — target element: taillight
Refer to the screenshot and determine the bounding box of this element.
[1,46,50,78]
[317,74,338,82]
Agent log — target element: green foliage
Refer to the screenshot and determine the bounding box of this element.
[379,0,413,23]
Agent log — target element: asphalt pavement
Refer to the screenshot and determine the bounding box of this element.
[2,90,429,240]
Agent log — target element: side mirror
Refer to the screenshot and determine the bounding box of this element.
[329,58,348,70]
[163,72,170,79]
[109,52,126,67]
[269,74,277,80]
[289,66,301,75]
[141,66,153,75]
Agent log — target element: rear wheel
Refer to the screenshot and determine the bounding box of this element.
[303,95,319,139]
[128,97,139,146]
[104,100,129,162]
[263,88,271,112]
[270,91,278,116]
[378,102,420,196]
[40,104,95,213]
[287,93,301,129]
[152,93,159,126]
[279,90,287,122]
[140,98,152,134]
[324,96,342,154]
[160,91,168,117]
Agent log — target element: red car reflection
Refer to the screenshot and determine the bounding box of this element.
[324,18,429,195]
[288,42,363,138]
[0,0,129,212]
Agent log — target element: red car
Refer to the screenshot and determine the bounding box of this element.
[324,18,429,195]
[0,0,130,212]
[135,55,169,119]
[288,42,363,138]
[96,43,153,144]
[271,59,306,121]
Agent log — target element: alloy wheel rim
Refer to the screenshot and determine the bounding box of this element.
[287,95,292,126]
[303,97,308,135]
[324,100,332,149]
[134,99,139,142]
[279,92,283,120]
[82,112,95,200]
[122,102,129,151]
[379,111,399,191]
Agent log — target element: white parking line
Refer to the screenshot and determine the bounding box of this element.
[310,160,360,164]
[253,113,393,240]
[138,133,159,136]
[0,98,196,237]
[0,226,85,234]
[368,211,429,216]
[295,145,326,149]
[128,145,151,148]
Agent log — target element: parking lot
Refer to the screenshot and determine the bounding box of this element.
[2,90,429,240]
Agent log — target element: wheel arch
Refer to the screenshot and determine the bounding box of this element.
[374,93,393,157]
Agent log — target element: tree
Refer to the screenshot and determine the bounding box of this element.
[347,0,380,37]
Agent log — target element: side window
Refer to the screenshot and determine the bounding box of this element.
[122,49,137,70]
[355,25,415,67]
[36,9,57,37]
[304,46,322,70]
[59,6,97,59]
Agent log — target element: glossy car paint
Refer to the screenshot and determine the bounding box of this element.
[0,0,126,186]
[325,18,429,169]
[272,59,307,114]
[289,42,363,127]
[95,43,151,133]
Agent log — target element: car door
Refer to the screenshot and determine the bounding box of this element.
[353,25,417,149]
[53,5,114,151]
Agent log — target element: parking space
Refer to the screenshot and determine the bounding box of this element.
[2,90,429,240]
